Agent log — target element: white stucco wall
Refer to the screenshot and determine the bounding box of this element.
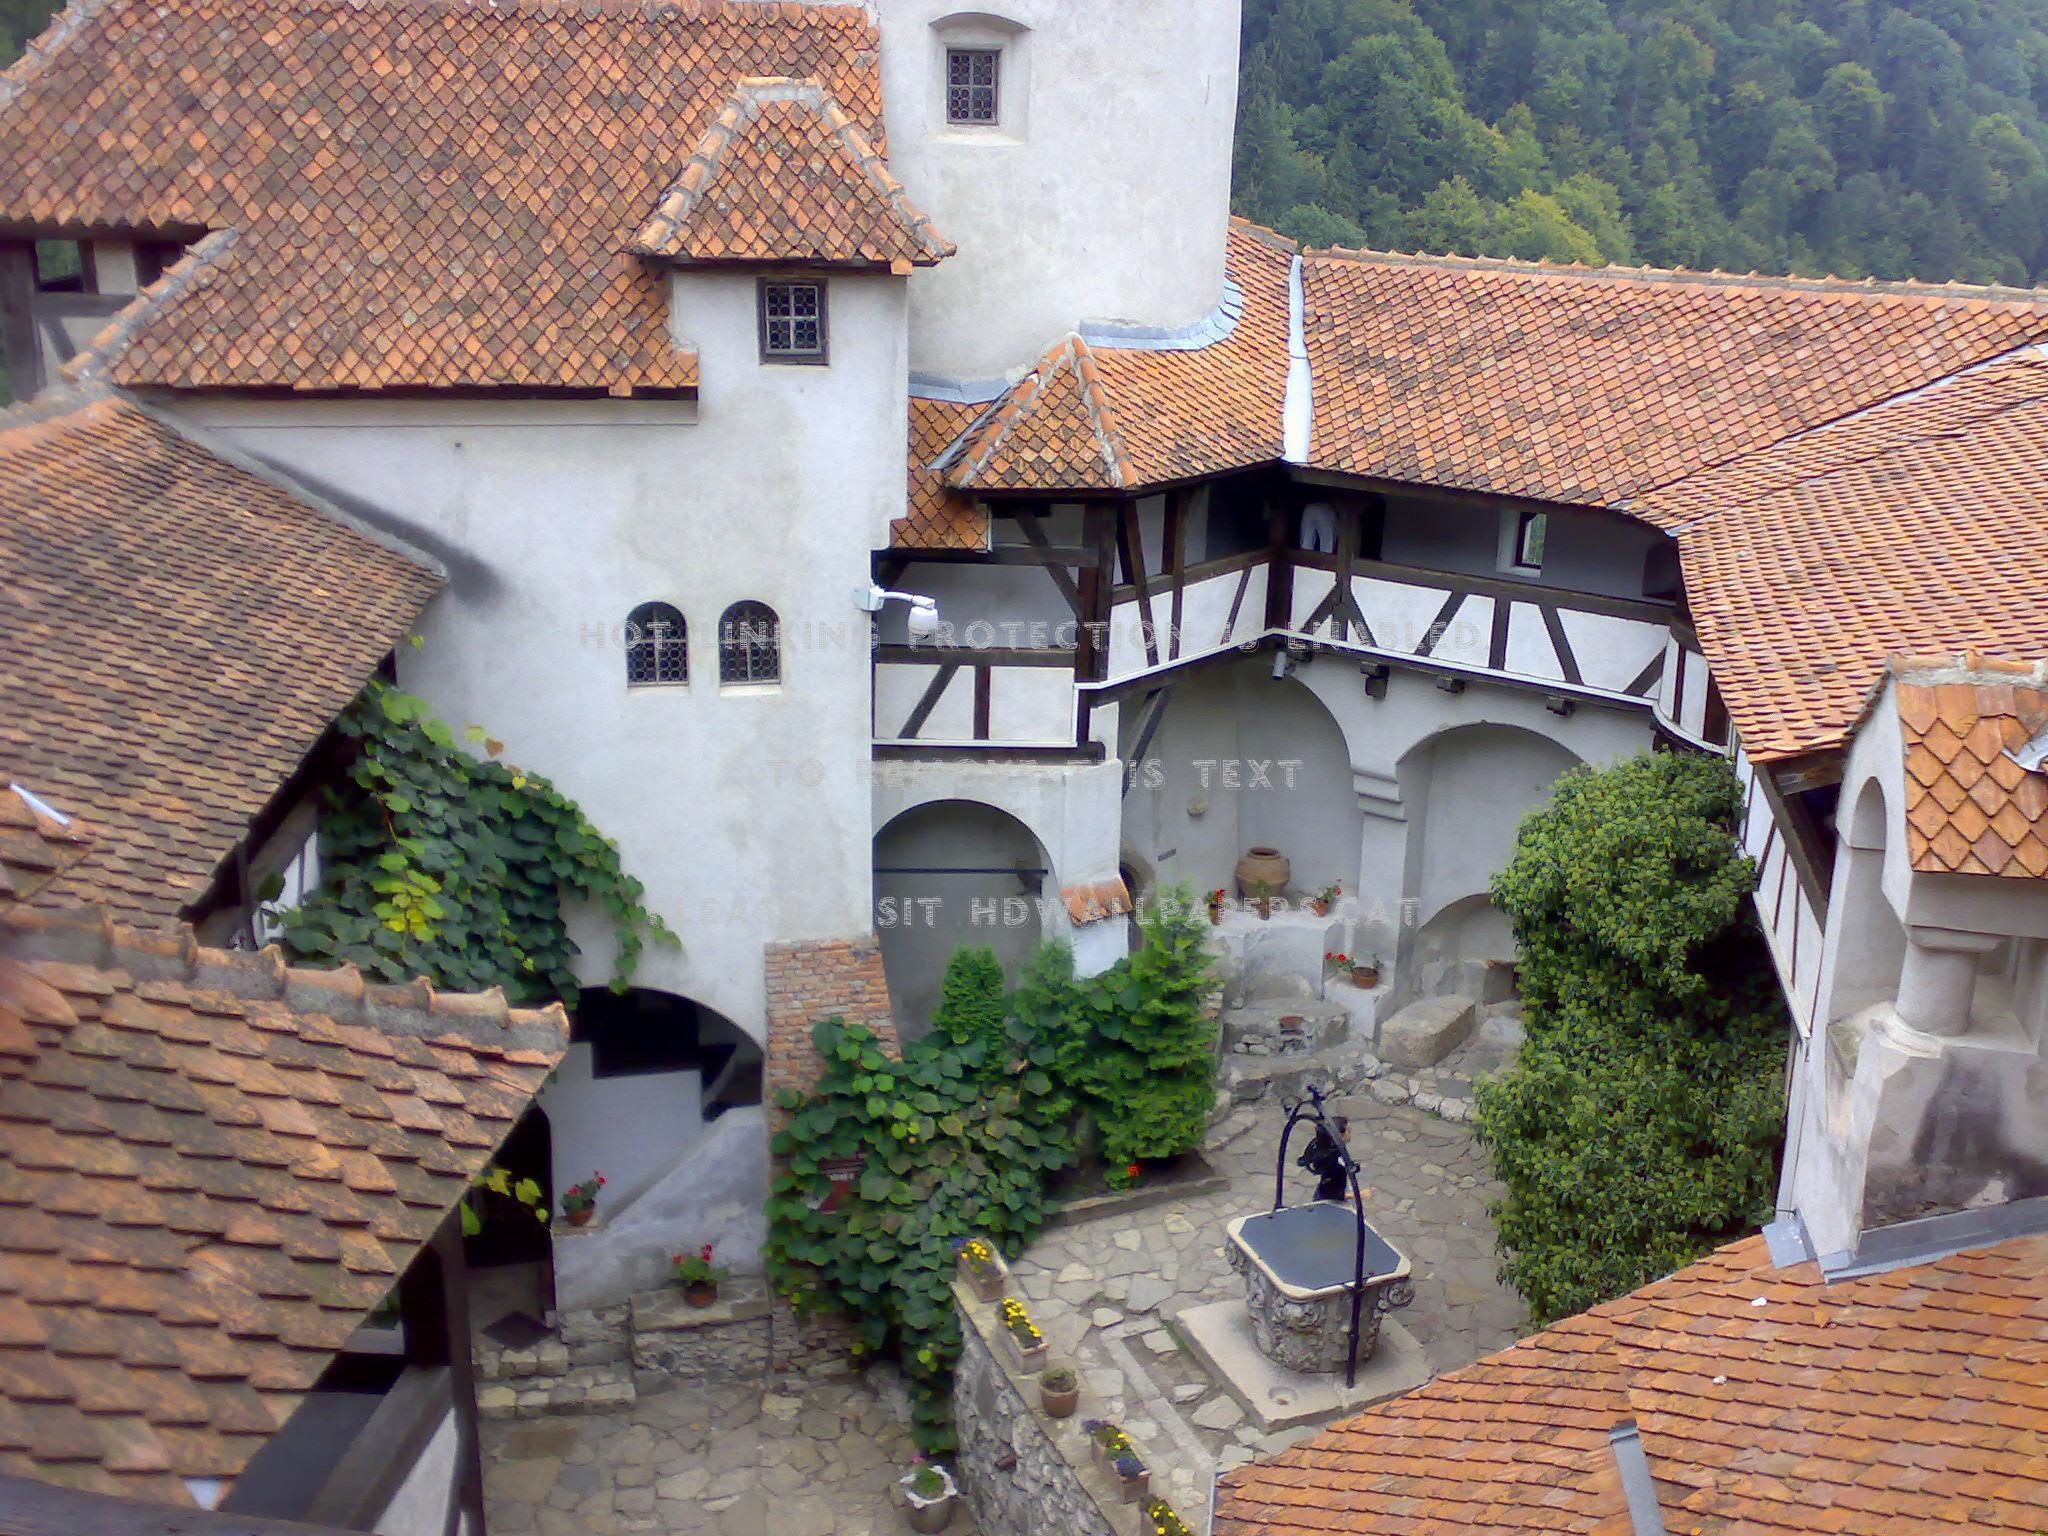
[876,0,1241,377]
[371,1408,456,1536]
[176,271,911,1047]
[539,1047,705,1210]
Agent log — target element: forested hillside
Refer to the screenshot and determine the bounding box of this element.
[1237,0,2048,283]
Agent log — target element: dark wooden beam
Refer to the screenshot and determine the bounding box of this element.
[1123,686,1176,798]
[1011,516,1085,616]
[894,544,1092,566]
[1163,489,1189,662]
[1074,504,1117,744]
[875,645,1075,667]
[0,244,42,402]
[972,666,992,741]
[1264,500,1294,631]
[1769,750,1845,797]
[898,665,960,739]
[1116,505,1160,668]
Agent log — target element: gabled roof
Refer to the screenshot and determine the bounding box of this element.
[0,0,884,393]
[1300,248,2048,509]
[0,393,441,921]
[0,904,568,1506]
[630,77,951,270]
[1640,354,2048,762]
[1216,1229,2048,1536]
[945,222,1295,495]
[1889,654,2048,879]
[897,397,989,551]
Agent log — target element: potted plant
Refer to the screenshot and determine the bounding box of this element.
[1141,1497,1192,1536]
[1084,1419,1136,1473]
[559,1172,605,1227]
[954,1237,1006,1302]
[1352,954,1381,989]
[1251,878,1274,921]
[1040,1362,1079,1418]
[898,1455,957,1534]
[1104,1160,1142,1193]
[1110,1452,1150,1503]
[1310,881,1341,917]
[998,1298,1047,1372]
[671,1243,729,1307]
[1205,888,1227,926]
[1324,950,1350,977]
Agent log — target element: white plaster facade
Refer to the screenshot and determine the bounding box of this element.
[874,0,1242,378]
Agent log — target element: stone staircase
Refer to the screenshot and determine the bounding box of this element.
[472,1279,777,1420]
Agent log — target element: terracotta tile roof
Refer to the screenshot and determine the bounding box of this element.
[947,222,1295,495]
[1890,655,2048,878]
[1301,248,2048,508]
[1641,355,2048,762]
[0,904,567,1506]
[0,790,93,911]
[0,0,884,393]
[897,397,990,551]
[1060,879,1133,927]
[1216,1230,2048,1536]
[0,393,441,922]
[630,77,951,270]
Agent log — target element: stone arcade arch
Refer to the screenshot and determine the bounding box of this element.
[873,799,1054,1036]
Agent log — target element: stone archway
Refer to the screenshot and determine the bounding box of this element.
[1393,723,1584,1002]
[873,799,1053,1038]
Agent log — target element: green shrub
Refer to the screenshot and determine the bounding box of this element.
[766,1014,1078,1452]
[1475,751,1789,1324]
[931,945,1008,1061]
[281,681,672,1004]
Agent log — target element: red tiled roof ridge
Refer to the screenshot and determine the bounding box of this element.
[0,788,96,909]
[947,333,1134,491]
[60,230,237,387]
[1889,651,2048,688]
[1227,214,1303,256]
[3,905,569,1056]
[1306,241,2048,304]
[1637,348,2048,527]
[628,74,953,267]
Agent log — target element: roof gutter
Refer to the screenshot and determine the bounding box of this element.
[1609,1421,1669,1536]
[1283,252,1312,464]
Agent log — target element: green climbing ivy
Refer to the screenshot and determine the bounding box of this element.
[930,946,1008,1057]
[765,1012,1080,1452]
[280,679,675,1006]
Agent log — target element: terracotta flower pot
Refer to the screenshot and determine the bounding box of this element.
[1234,846,1290,898]
[1350,964,1379,989]
[1040,1380,1079,1418]
[684,1281,718,1308]
[1254,897,1272,921]
[1207,906,1223,926]
[566,1207,594,1228]
[1310,899,1330,916]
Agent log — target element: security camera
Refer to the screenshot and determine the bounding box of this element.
[857,584,941,642]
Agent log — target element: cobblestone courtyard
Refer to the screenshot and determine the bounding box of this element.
[481,1093,1523,1534]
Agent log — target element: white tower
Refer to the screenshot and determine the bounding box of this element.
[874,0,1244,382]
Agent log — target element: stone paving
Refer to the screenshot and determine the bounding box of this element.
[481,1092,1521,1535]
[481,1375,981,1536]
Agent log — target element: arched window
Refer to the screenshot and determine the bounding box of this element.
[719,601,780,685]
[625,602,687,686]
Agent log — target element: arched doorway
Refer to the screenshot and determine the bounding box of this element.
[1397,723,1583,1000]
[873,800,1051,1037]
[1119,655,1362,908]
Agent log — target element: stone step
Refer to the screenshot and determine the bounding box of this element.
[471,1335,571,1383]
[1375,994,1477,1070]
[1218,1039,1385,1106]
[1218,1001,1350,1058]
[477,1361,637,1420]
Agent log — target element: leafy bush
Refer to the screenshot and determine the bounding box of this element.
[1475,751,1788,1324]
[1063,894,1220,1168]
[931,946,1008,1060]
[766,1013,1079,1452]
[281,681,673,1005]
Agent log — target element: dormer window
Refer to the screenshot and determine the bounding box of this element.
[759,279,827,364]
[946,48,1000,124]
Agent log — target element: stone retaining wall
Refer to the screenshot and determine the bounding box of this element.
[951,1281,1131,1536]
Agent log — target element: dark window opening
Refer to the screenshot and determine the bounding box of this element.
[719,600,781,685]
[625,601,687,686]
[946,47,1000,124]
[1510,510,1547,571]
[759,279,826,363]
[33,240,90,294]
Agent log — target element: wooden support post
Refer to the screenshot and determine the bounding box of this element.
[1117,504,1160,668]
[1264,499,1294,632]
[399,1215,487,1536]
[1164,488,1189,661]
[1014,515,1085,617]
[972,665,992,741]
[1123,686,1176,798]
[1074,503,1117,745]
